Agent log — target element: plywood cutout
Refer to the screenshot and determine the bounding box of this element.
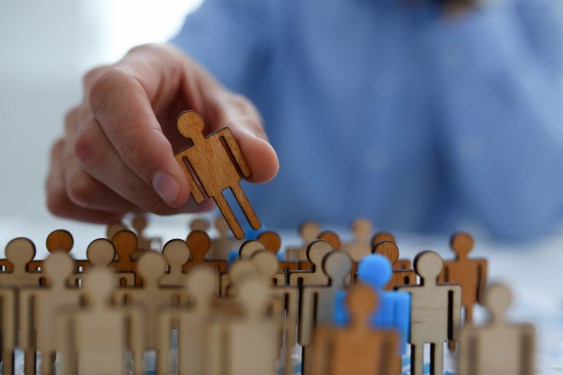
[131,214,162,256]
[70,239,135,287]
[20,252,82,375]
[28,230,74,272]
[458,283,535,375]
[285,221,321,261]
[208,216,241,259]
[312,283,398,375]
[160,239,191,287]
[258,231,298,273]
[438,232,487,325]
[183,230,227,275]
[298,231,340,271]
[58,267,145,375]
[0,287,16,375]
[299,251,353,375]
[157,266,218,375]
[397,251,462,375]
[207,276,281,375]
[342,218,374,262]
[114,252,184,352]
[289,240,333,287]
[371,232,410,270]
[174,110,261,240]
[372,241,416,290]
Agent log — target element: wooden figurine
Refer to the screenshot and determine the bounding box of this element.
[157,266,218,375]
[250,250,286,286]
[312,283,398,375]
[257,231,298,273]
[220,258,257,296]
[27,229,74,272]
[239,240,268,259]
[58,267,145,375]
[397,251,462,375]
[249,251,298,375]
[0,287,16,375]
[298,230,341,271]
[132,214,161,251]
[110,229,140,285]
[207,275,281,375]
[371,233,411,270]
[438,232,487,324]
[174,110,261,240]
[160,239,191,287]
[183,230,227,274]
[458,283,535,375]
[342,218,374,262]
[209,216,241,259]
[190,217,210,232]
[115,252,184,357]
[299,251,353,375]
[0,238,43,287]
[106,221,127,241]
[372,241,416,290]
[20,252,82,375]
[70,239,135,287]
[286,221,322,261]
[289,240,333,287]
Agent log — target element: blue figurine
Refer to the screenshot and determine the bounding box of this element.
[334,254,411,357]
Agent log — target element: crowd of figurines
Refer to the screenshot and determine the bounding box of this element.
[0,215,535,375]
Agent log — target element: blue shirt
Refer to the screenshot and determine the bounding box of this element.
[172,0,563,239]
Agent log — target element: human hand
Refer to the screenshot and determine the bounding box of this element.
[46,44,278,223]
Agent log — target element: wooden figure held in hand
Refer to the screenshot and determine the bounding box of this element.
[397,251,462,375]
[175,110,261,240]
[458,283,535,375]
[312,283,398,375]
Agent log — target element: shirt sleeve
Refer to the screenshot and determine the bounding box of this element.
[170,0,272,95]
[426,0,563,239]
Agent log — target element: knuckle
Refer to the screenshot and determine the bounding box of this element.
[64,107,80,132]
[74,125,99,166]
[50,138,65,161]
[88,67,134,111]
[66,169,97,205]
[82,65,108,88]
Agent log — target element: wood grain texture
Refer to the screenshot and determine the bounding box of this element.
[372,241,417,290]
[397,251,462,375]
[286,221,321,261]
[289,240,333,287]
[175,110,261,239]
[258,231,298,273]
[298,231,340,271]
[160,239,191,287]
[183,230,227,275]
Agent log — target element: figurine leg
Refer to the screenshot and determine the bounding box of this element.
[410,344,423,375]
[24,350,35,375]
[2,349,13,375]
[214,194,244,239]
[430,342,443,375]
[231,185,261,230]
[301,345,314,375]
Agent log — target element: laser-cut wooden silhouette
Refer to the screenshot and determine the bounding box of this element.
[183,230,227,276]
[58,267,145,375]
[250,250,286,286]
[0,287,16,375]
[249,250,298,375]
[157,266,217,375]
[373,241,416,290]
[209,216,241,259]
[257,231,298,273]
[0,238,43,287]
[174,110,261,240]
[458,283,535,375]
[286,221,321,261]
[397,251,462,375]
[299,251,353,375]
[132,214,161,252]
[20,252,82,375]
[207,276,281,375]
[114,252,183,354]
[160,239,191,287]
[220,258,257,296]
[298,231,341,271]
[312,283,398,375]
[289,240,333,287]
[371,233,411,271]
[106,221,127,241]
[27,229,74,272]
[438,232,487,325]
[70,239,135,287]
[343,218,374,262]
[190,217,210,232]
[110,230,139,283]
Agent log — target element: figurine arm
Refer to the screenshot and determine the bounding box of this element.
[156,310,173,375]
[18,290,33,350]
[449,286,462,342]
[298,288,316,346]
[128,306,146,375]
[175,153,206,203]
[217,128,252,177]
[0,289,15,351]
[476,260,488,304]
[393,292,411,355]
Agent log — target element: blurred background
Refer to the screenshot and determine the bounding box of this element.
[0,0,202,223]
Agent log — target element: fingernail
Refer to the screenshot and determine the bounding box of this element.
[152,171,180,206]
